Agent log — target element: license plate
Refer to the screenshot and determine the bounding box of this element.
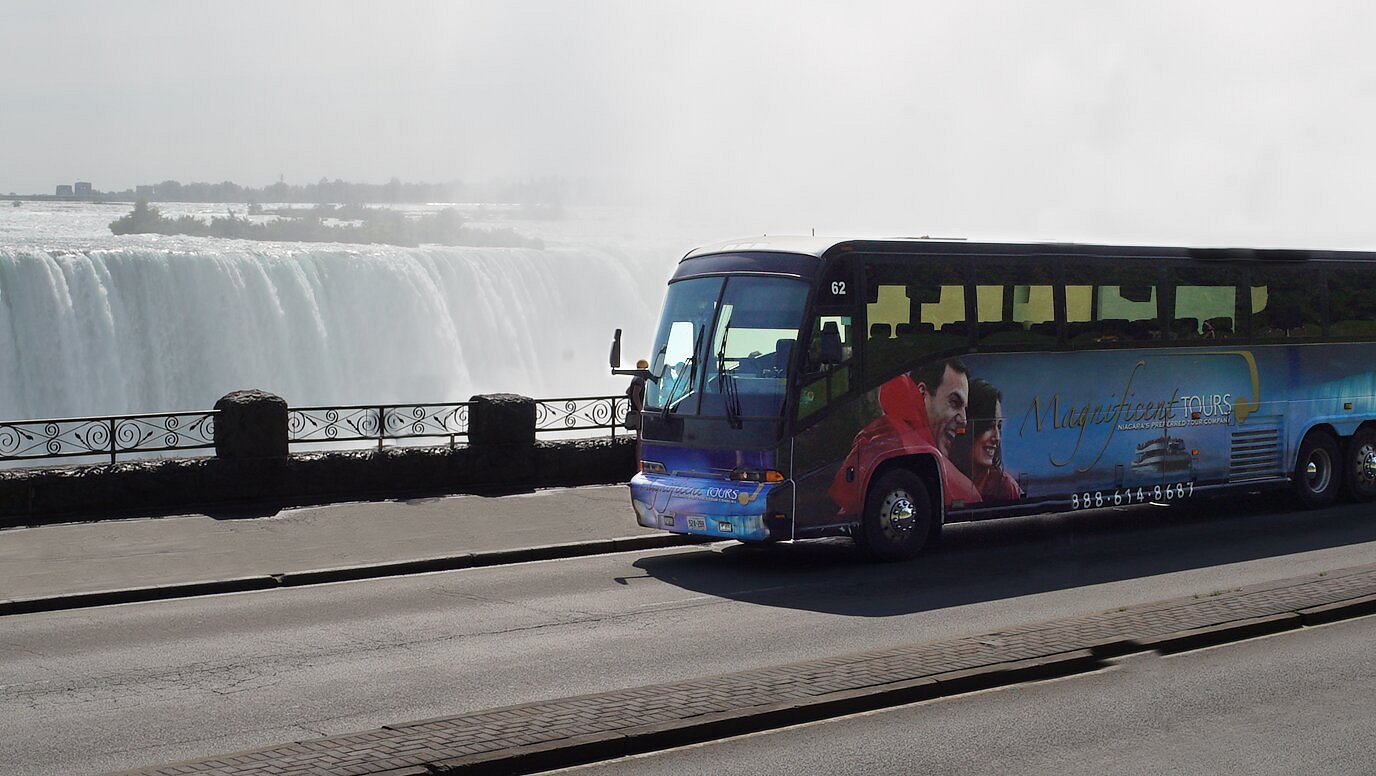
[686,516,707,531]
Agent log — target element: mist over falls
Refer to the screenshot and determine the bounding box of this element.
[0,244,654,420]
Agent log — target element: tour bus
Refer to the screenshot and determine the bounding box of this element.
[609,237,1376,561]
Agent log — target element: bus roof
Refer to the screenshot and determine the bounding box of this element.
[681,236,1376,263]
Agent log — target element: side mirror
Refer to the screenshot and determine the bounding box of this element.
[609,328,622,371]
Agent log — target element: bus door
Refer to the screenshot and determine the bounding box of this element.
[791,258,864,534]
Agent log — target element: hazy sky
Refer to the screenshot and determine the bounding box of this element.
[5,1,1376,246]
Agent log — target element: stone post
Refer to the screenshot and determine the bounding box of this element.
[213,389,289,459]
[468,393,536,447]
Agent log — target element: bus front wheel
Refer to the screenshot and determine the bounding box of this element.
[857,469,932,562]
[1293,432,1341,509]
[1344,428,1376,502]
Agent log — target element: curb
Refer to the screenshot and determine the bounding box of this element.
[423,608,1376,775]
[1298,592,1376,625]
[0,533,715,617]
[425,650,1107,774]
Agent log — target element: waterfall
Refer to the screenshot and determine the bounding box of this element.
[0,243,657,420]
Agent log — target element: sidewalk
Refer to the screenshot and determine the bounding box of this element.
[0,484,699,612]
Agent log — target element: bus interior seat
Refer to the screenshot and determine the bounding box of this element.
[869,323,892,340]
[1126,320,1154,340]
[1028,322,1058,338]
[979,321,1021,338]
[773,338,794,371]
[1204,316,1233,336]
[1172,317,1199,337]
[819,321,844,363]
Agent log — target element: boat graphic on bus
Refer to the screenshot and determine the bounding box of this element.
[1131,436,1195,476]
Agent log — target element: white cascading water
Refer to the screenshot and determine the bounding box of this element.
[0,242,658,420]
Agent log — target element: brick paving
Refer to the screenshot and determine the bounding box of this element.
[111,563,1376,776]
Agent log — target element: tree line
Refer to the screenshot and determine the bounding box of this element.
[109,200,544,249]
[104,177,581,205]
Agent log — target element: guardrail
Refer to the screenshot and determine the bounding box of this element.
[0,411,217,465]
[0,395,630,465]
[287,396,628,449]
[534,396,627,437]
[288,402,472,448]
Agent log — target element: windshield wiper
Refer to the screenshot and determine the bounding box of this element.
[660,327,705,421]
[716,324,742,429]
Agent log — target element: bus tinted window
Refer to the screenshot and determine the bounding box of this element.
[863,260,967,382]
[973,262,1056,348]
[1064,263,1161,347]
[1251,266,1322,340]
[797,314,854,420]
[1169,267,1243,341]
[1327,265,1376,338]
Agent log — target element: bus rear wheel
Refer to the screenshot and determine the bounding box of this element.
[857,469,932,562]
[1344,428,1376,502]
[1293,431,1341,509]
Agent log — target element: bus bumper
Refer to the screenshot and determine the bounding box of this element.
[629,472,792,542]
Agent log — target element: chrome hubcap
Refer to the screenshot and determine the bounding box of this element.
[1306,449,1332,493]
[1357,445,1376,485]
[881,489,916,534]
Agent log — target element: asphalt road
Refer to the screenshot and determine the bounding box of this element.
[558,615,1376,775]
[5,495,1375,775]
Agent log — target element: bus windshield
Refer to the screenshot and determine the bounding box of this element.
[645,275,810,419]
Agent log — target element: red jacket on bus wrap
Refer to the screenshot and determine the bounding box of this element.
[828,374,983,516]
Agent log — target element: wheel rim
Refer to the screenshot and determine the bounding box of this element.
[1305,447,1333,494]
[879,488,918,537]
[1354,442,1376,490]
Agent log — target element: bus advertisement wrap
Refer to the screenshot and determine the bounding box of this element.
[619,237,1376,559]
[831,346,1376,515]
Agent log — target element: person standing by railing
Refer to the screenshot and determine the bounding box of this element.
[624,359,648,433]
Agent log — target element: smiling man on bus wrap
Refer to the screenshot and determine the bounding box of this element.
[828,358,983,515]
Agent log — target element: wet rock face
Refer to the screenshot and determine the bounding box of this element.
[213,390,289,459]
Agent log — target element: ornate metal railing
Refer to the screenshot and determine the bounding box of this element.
[288,402,472,448]
[287,395,628,448]
[0,410,217,464]
[535,396,627,436]
[0,395,631,465]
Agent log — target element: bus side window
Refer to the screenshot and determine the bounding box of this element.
[1065,263,1162,347]
[973,262,1056,348]
[798,314,853,419]
[1169,266,1244,341]
[1251,266,1323,340]
[862,260,966,383]
[1326,266,1376,338]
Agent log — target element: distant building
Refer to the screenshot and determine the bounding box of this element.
[56,184,74,196]
[74,181,93,196]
